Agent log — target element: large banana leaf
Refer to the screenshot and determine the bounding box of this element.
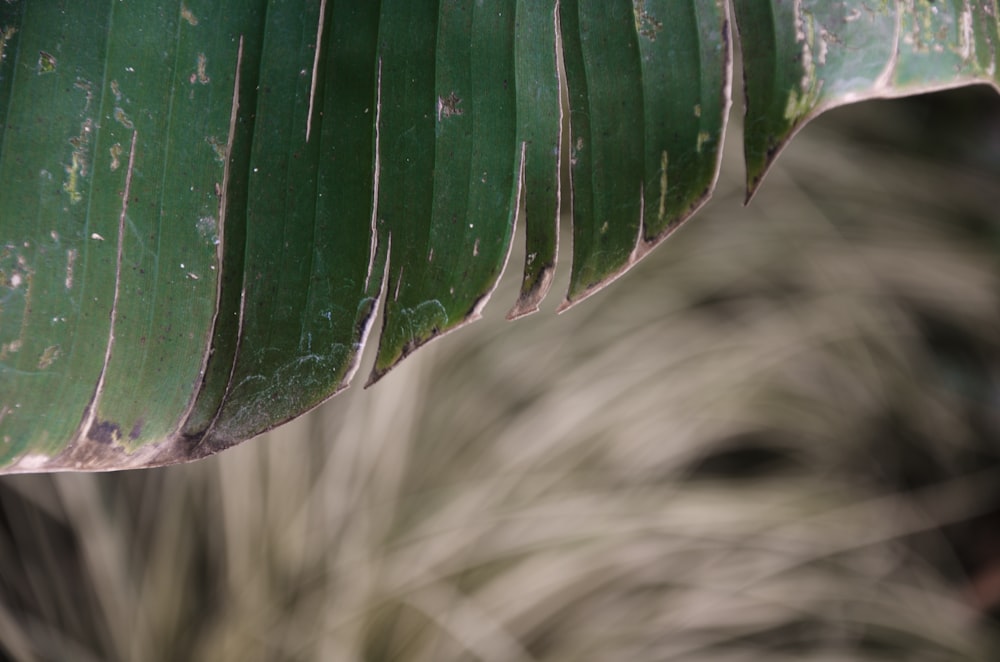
[0,0,996,472]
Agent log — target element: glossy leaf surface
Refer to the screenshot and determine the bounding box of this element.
[0,0,995,471]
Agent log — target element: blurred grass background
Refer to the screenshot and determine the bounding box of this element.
[2,89,1000,661]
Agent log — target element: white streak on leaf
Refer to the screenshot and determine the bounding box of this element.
[364,59,383,293]
[74,130,137,446]
[657,150,668,223]
[65,249,77,289]
[306,0,328,142]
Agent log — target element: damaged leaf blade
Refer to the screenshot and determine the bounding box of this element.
[736,0,1000,196]
[1,0,998,472]
[558,0,730,308]
[191,0,384,450]
[507,0,562,320]
[369,0,519,381]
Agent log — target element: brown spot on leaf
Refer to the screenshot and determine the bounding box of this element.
[180,4,198,26]
[437,91,463,121]
[37,50,56,74]
[37,345,59,369]
[88,420,122,445]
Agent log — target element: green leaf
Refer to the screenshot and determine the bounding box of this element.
[368,0,520,381]
[188,1,384,451]
[559,0,730,306]
[735,0,1000,196]
[0,0,996,471]
[0,1,245,468]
